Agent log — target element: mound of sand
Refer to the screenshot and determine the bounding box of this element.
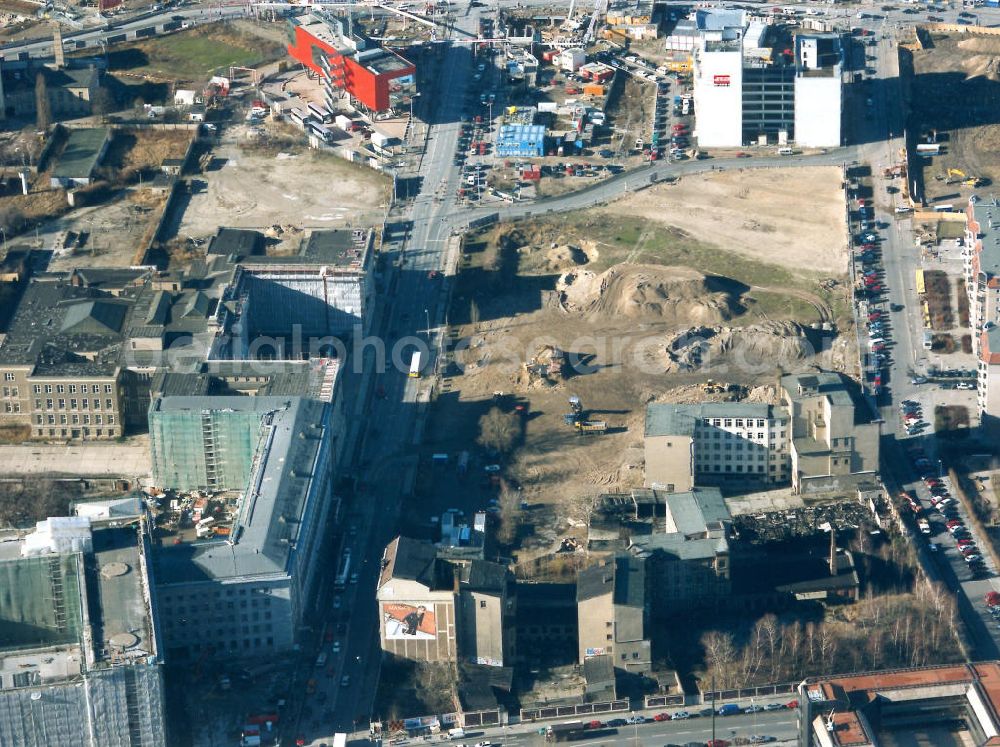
[958,36,1000,55]
[557,264,743,325]
[956,38,1000,80]
[662,321,816,372]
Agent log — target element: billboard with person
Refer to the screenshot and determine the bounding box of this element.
[383,602,437,640]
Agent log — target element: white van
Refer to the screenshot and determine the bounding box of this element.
[778,147,793,156]
[449,729,466,740]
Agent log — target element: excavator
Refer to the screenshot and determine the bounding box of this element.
[944,168,985,187]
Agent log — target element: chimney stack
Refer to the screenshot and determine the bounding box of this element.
[828,526,837,576]
[52,24,64,70]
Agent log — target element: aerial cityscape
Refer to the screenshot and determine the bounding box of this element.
[1,0,1000,744]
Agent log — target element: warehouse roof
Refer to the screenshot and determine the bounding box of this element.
[0,522,155,662]
[51,127,109,180]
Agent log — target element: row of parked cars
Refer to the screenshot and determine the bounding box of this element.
[587,699,797,729]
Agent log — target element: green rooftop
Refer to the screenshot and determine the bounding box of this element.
[0,554,84,652]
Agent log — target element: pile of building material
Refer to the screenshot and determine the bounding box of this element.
[519,344,567,388]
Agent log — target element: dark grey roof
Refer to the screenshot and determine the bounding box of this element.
[612,555,644,609]
[577,562,613,602]
[149,371,213,398]
[59,299,128,335]
[583,654,614,684]
[70,268,147,291]
[460,560,507,593]
[302,229,370,267]
[207,228,264,257]
[382,536,441,588]
[0,278,133,375]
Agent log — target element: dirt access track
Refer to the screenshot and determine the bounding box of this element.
[417,167,853,562]
[907,32,1000,203]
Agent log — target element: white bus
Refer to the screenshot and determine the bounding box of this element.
[334,549,351,591]
[307,102,332,123]
[308,122,334,143]
[409,351,422,378]
[287,108,306,127]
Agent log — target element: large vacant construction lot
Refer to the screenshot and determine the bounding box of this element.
[616,165,848,274]
[176,122,391,243]
[908,31,1000,203]
[423,167,853,561]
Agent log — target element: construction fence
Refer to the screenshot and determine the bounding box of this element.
[700,681,798,704]
[519,699,629,723]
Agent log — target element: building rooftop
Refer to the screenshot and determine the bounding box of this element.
[379,535,447,590]
[302,229,371,267]
[0,278,133,375]
[51,127,109,180]
[152,397,330,584]
[781,371,873,424]
[207,228,265,257]
[645,402,780,437]
[358,47,413,76]
[592,488,730,560]
[981,325,1000,364]
[577,555,644,608]
[0,519,156,665]
[972,201,1000,281]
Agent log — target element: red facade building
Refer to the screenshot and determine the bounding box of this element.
[287,13,416,114]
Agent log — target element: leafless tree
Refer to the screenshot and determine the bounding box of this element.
[477,407,520,454]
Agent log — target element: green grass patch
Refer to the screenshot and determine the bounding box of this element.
[740,291,821,323]
[90,23,286,82]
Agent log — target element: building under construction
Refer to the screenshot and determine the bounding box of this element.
[149,395,343,660]
[0,517,167,747]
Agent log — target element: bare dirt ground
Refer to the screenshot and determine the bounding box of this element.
[46,189,167,271]
[614,166,848,274]
[424,169,852,563]
[175,121,391,242]
[909,32,1000,202]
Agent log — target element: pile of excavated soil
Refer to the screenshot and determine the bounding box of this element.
[658,321,816,373]
[957,37,1000,80]
[557,264,743,325]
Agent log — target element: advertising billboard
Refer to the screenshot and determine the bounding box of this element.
[713,74,731,87]
[383,602,437,640]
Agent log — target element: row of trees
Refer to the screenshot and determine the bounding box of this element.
[699,581,963,689]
